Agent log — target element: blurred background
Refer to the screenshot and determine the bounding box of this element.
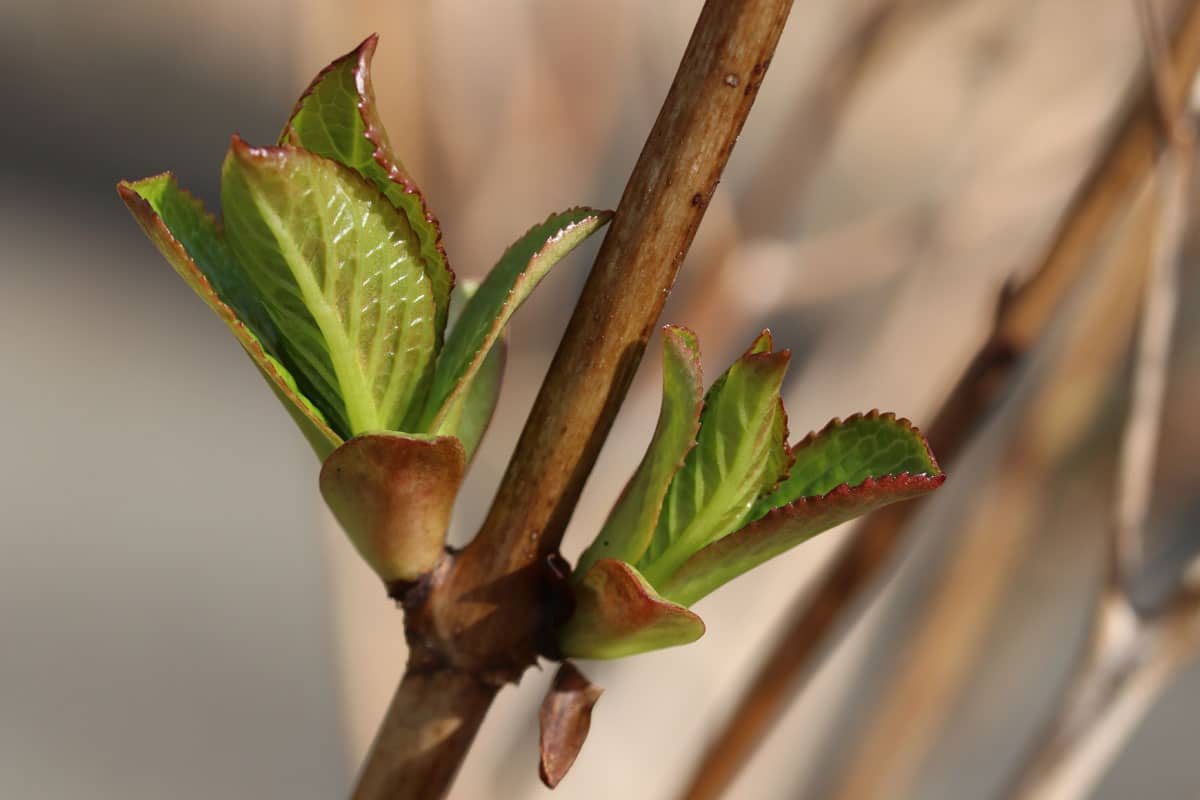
[3,0,1199,798]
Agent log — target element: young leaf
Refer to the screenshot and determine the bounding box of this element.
[118,174,342,459]
[281,35,454,349]
[574,326,704,577]
[319,431,466,584]
[659,472,945,607]
[637,334,791,587]
[418,208,612,434]
[559,559,705,660]
[428,280,506,463]
[221,137,437,437]
[750,411,941,519]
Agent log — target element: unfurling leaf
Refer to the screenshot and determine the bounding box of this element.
[538,662,604,788]
[420,208,612,435]
[559,559,705,660]
[280,34,454,351]
[637,332,791,587]
[574,325,704,576]
[221,137,437,437]
[319,432,465,584]
[563,330,944,659]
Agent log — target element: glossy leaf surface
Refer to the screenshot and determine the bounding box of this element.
[637,333,791,586]
[221,138,436,437]
[419,208,611,434]
[575,326,704,576]
[319,431,465,583]
[118,174,342,458]
[281,34,454,348]
[559,559,705,660]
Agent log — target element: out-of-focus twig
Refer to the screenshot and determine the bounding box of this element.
[679,4,1200,798]
[1114,0,1195,593]
[1013,3,1199,797]
[826,169,1159,799]
[678,0,900,342]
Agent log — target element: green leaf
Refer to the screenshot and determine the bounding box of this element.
[659,472,945,607]
[319,431,466,584]
[221,137,437,437]
[418,208,612,434]
[559,559,705,660]
[636,333,791,587]
[118,174,342,459]
[447,338,505,463]
[574,326,704,577]
[280,34,454,350]
[750,411,941,519]
[425,280,503,462]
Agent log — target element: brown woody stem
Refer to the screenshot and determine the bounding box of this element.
[351,1,794,797]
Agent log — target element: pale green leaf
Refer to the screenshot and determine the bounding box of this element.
[574,326,703,577]
[221,138,436,437]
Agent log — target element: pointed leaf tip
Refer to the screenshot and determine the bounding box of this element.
[320,432,465,584]
[281,32,455,350]
[539,662,603,789]
[559,559,705,660]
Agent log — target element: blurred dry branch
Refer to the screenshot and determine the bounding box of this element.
[680,3,1200,797]
[1012,3,1200,796]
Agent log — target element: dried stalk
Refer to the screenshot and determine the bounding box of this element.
[1013,3,1199,796]
[1114,0,1195,593]
[1018,589,1200,800]
[350,2,795,797]
[679,4,1200,797]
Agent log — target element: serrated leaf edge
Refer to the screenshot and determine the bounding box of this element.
[790,409,942,475]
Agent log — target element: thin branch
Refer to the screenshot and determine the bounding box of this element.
[1019,590,1200,800]
[351,2,795,797]
[1114,0,1195,593]
[679,4,1200,797]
